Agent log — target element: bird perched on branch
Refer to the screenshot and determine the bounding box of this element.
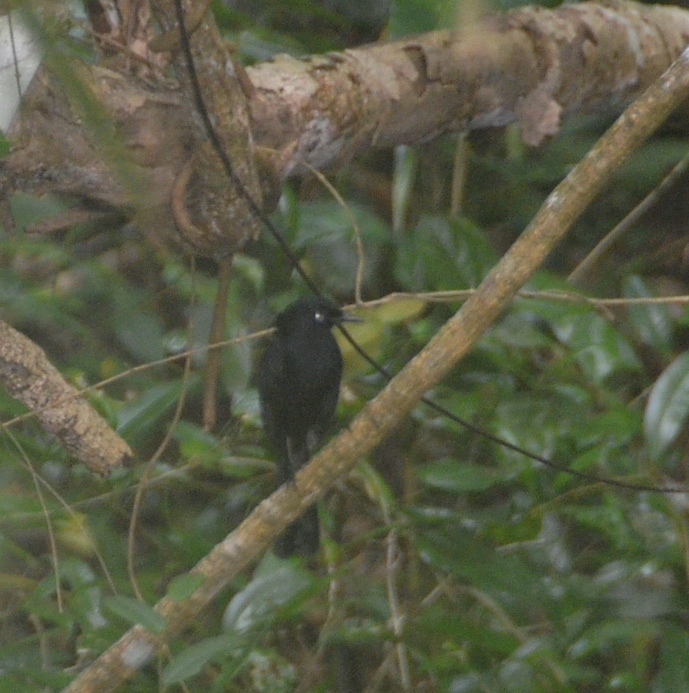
[258,297,360,557]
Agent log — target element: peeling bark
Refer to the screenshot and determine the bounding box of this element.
[0,320,133,474]
[3,0,689,244]
[249,0,689,164]
[147,0,262,256]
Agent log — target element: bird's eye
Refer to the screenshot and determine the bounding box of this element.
[314,311,325,323]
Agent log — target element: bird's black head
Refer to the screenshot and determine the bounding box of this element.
[275,297,356,333]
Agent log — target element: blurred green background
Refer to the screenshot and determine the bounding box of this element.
[2,0,689,691]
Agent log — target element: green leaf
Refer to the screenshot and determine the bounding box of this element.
[395,215,497,292]
[166,573,205,602]
[653,624,689,692]
[174,421,223,462]
[294,199,390,247]
[644,352,689,460]
[571,619,661,660]
[102,595,165,633]
[0,132,10,159]
[293,200,390,294]
[222,554,313,633]
[162,632,241,686]
[416,523,545,611]
[392,145,417,234]
[355,461,396,507]
[111,303,165,363]
[117,376,200,443]
[9,193,70,233]
[623,275,672,356]
[415,605,518,654]
[551,311,642,384]
[418,458,502,492]
[388,0,448,35]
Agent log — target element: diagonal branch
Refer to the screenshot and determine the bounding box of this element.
[59,39,689,693]
[0,320,132,474]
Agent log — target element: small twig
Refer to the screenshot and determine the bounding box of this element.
[362,462,412,691]
[361,650,397,693]
[5,428,64,612]
[0,461,206,524]
[0,329,273,431]
[80,22,163,72]
[25,209,113,234]
[348,288,689,309]
[128,311,195,600]
[202,257,233,431]
[149,0,212,53]
[8,11,22,98]
[450,133,469,218]
[457,583,567,684]
[569,149,689,285]
[257,146,367,304]
[28,614,49,670]
[8,449,119,594]
[386,527,411,691]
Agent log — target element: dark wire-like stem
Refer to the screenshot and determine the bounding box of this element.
[173,0,683,494]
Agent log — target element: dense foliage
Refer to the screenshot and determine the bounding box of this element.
[2,1,689,691]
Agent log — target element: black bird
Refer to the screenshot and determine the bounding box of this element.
[258,297,359,557]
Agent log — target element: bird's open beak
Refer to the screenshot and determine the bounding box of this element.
[339,312,364,323]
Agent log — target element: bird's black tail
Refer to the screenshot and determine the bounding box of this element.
[275,504,319,557]
[273,441,320,558]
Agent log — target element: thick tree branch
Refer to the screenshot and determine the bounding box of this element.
[60,41,689,693]
[4,1,689,240]
[248,0,689,172]
[0,320,132,473]
[148,0,262,256]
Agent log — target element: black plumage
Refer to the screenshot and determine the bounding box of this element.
[258,297,356,557]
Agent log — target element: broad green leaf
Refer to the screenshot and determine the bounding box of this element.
[416,523,545,611]
[336,316,387,369]
[294,199,389,247]
[623,275,672,356]
[293,200,390,294]
[222,554,313,633]
[354,460,396,507]
[415,606,518,654]
[418,458,501,492]
[335,298,425,370]
[395,215,497,292]
[9,192,69,233]
[571,618,661,660]
[0,132,10,158]
[117,376,200,442]
[102,595,165,633]
[644,352,689,460]
[162,632,241,685]
[653,624,689,692]
[111,306,165,364]
[563,497,633,553]
[174,421,223,462]
[388,0,450,35]
[551,311,642,384]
